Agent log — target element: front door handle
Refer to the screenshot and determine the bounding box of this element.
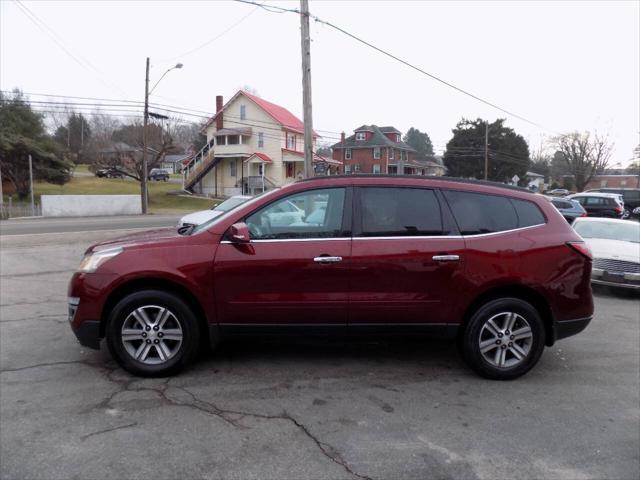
[432,254,460,262]
[314,256,343,263]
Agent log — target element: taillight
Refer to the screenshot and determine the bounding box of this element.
[580,212,587,217]
[566,241,592,260]
[615,206,622,214]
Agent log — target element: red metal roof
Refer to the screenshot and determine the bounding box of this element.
[206,90,318,137]
[245,152,273,163]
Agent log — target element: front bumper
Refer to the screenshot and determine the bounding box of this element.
[592,268,640,290]
[71,320,101,350]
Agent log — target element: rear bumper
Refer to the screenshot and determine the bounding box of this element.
[553,316,592,342]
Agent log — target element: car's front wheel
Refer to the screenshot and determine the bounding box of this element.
[461,298,545,380]
[106,290,200,377]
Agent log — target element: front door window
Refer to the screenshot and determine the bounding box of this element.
[246,188,346,239]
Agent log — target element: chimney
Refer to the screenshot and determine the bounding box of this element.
[215,95,223,130]
[341,131,345,144]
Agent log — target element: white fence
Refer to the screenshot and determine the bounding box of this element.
[41,195,142,217]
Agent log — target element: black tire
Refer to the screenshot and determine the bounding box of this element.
[106,290,200,377]
[460,298,545,380]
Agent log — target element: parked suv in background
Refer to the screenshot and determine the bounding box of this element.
[148,168,170,181]
[567,193,624,218]
[548,197,587,224]
[68,176,594,380]
[586,188,640,219]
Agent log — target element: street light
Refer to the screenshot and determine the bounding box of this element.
[141,59,183,214]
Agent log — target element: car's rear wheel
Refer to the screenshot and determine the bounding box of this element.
[622,207,631,219]
[461,298,545,380]
[106,290,200,377]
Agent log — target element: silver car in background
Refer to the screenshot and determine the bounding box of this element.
[573,217,640,290]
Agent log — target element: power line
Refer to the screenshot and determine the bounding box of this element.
[235,0,556,134]
[14,1,128,97]
[159,2,263,62]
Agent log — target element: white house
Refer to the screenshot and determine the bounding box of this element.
[183,90,340,197]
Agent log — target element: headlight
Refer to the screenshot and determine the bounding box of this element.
[78,247,123,273]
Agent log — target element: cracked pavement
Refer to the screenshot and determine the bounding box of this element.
[1,228,639,480]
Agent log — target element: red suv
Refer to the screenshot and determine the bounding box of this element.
[68,176,594,379]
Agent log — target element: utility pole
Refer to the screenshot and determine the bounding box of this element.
[300,0,314,178]
[28,154,35,216]
[484,121,489,181]
[0,162,4,207]
[141,57,150,214]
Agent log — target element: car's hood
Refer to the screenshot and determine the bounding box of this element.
[85,227,182,254]
[583,238,640,263]
[179,209,223,225]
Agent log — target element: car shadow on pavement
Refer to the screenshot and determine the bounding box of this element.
[592,284,640,299]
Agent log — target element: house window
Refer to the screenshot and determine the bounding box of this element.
[287,133,296,150]
[373,164,381,174]
[345,165,352,174]
[354,164,361,173]
[258,132,264,148]
[373,147,381,159]
[400,150,405,161]
[240,105,246,120]
[230,160,236,177]
[396,134,401,142]
[356,132,366,141]
[216,135,226,145]
[345,148,352,160]
[228,135,239,145]
[600,180,607,187]
[389,148,394,160]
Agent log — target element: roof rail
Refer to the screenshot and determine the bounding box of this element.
[295,174,533,193]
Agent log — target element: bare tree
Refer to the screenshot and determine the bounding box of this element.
[551,132,613,192]
[106,121,179,182]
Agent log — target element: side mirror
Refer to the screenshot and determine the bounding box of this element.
[230,222,250,243]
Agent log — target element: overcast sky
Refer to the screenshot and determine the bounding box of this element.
[2,0,638,165]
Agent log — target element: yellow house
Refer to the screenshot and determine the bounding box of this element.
[183,90,338,197]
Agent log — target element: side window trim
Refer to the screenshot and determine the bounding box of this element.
[241,186,352,240]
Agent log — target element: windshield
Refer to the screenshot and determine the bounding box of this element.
[190,188,280,235]
[213,196,250,213]
[574,221,640,244]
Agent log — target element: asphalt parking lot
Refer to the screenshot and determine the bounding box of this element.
[1,227,639,480]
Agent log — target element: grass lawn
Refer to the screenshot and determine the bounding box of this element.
[30,176,214,214]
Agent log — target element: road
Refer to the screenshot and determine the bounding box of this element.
[0,229,638,480]
[0,214,181,236]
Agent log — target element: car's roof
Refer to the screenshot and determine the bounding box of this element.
[573,217,632,225]
[296,175,534,196]
[569,192,620,198]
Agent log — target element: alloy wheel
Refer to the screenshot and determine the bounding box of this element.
[478,312,533,368]
[121,305,183,365]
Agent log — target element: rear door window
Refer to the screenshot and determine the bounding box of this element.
[357,187,443,236]
[443,191,517,234]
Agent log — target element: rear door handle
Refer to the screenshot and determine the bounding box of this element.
[314,256,343,263]
[432,255,460,262]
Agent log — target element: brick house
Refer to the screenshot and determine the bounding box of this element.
[331,125,432,175]
[584,175,640,190]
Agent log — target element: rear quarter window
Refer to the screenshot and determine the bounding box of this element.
[443,190,544,235]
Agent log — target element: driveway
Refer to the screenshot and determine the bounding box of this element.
[1,229,638,480]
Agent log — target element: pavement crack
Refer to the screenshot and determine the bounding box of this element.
[0,360,100,373]
[174,386,373,480]
[0,269,74,278]
[0,314,67,324]
[81,422,138,440]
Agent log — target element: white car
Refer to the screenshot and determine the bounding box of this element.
[178,195,252,228]
[572,217,640,290]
